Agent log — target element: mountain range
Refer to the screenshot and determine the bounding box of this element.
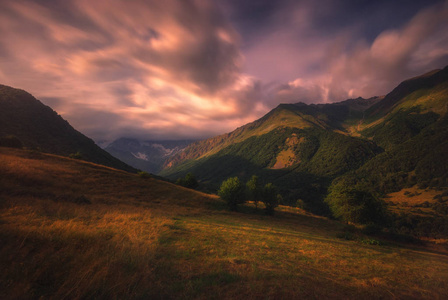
[104,138,194,173]
[159,66,448,213]
[1,67,447,216]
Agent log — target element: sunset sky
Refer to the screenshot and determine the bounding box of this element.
[1,0,447,141]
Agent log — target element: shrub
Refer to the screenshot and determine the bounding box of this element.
[261,183,279,216]
[69,152,82,159]
[138,171,151,179]
[218,177,246,211]
[176,173,199,189]
[0,135,23,149]
[296,199,306,209]
[246,175,261,209]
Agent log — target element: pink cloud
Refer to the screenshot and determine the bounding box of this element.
[264,2,448,103]
[0,0,446,143]
[0,0,262,141]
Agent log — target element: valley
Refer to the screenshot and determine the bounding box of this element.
[2,1,448,298]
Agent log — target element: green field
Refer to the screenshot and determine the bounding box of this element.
[1,147,448,299]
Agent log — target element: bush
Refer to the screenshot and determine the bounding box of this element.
[246,175,261,209]
[296,199,306,209]
[218,177,246,211]
[176,173,199,189]
[0,135,23,149]
[69,152,82,159]
[261,183,279,215]
[138,171,151,179]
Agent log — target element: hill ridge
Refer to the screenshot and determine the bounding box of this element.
[0,84,136,172]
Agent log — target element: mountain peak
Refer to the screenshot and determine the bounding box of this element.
[366,66,448,117]
[0,84,136,172]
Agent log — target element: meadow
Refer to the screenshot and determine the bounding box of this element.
[1,147,448,299]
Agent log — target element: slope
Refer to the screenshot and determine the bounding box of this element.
[161,67,448,207]
[163,103,328,168]
[1,147,448,299]
[341,66,448,191]
[358,66,448,150]
[0,84,135,172]
[164,97,380,170]
[160,98,383,210]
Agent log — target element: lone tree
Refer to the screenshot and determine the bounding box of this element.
[176,172,199,189]
[246,175,261,209]
[325,179,386,224]
[218,177,246,211]
[262,183,280,215]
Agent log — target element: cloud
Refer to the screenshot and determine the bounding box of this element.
[322,3,448,101]
[239,0,448,103]
[0,0,266,141]
[0,0,446,142]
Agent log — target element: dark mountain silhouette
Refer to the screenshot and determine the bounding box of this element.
[0,84,136,172]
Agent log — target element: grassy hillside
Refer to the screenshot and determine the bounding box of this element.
[0,84,135,172]
[163,104,322,169]
[161,127,382,213]
[2,147,448,299]
[160,68,448,224]
[164,98,379,170]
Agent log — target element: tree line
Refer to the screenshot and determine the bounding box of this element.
[218,175,281,215]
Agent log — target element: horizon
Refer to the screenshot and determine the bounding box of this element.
[1,0,447,142]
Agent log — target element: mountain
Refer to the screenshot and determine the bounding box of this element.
[0,84,136,172]
[163,97,380,169]
[160,66,448,213]
[342,66,448,192]
[104,138,194,173]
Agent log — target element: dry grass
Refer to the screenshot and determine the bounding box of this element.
[385,187,445,216]
[1,147,448,299]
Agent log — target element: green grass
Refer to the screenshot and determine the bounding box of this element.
[1,147,448,299]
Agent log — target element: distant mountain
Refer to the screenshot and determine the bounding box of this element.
[163,97,380,170]
[0,84,136,172]
[160,66,448,213]
[105,138,194,173]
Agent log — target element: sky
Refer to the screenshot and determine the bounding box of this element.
[0,0,447,142]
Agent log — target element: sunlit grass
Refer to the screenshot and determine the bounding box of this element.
[386,187,445,216]
[1,147,448,299]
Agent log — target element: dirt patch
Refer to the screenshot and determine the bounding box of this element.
[271,134,305,169]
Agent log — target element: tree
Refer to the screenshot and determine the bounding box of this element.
[246,175,261,209]
[183,172,199,189]
[176,172,199,189]
[218,177,246,211]
[325,179,386,224]
[262,183,279,215]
